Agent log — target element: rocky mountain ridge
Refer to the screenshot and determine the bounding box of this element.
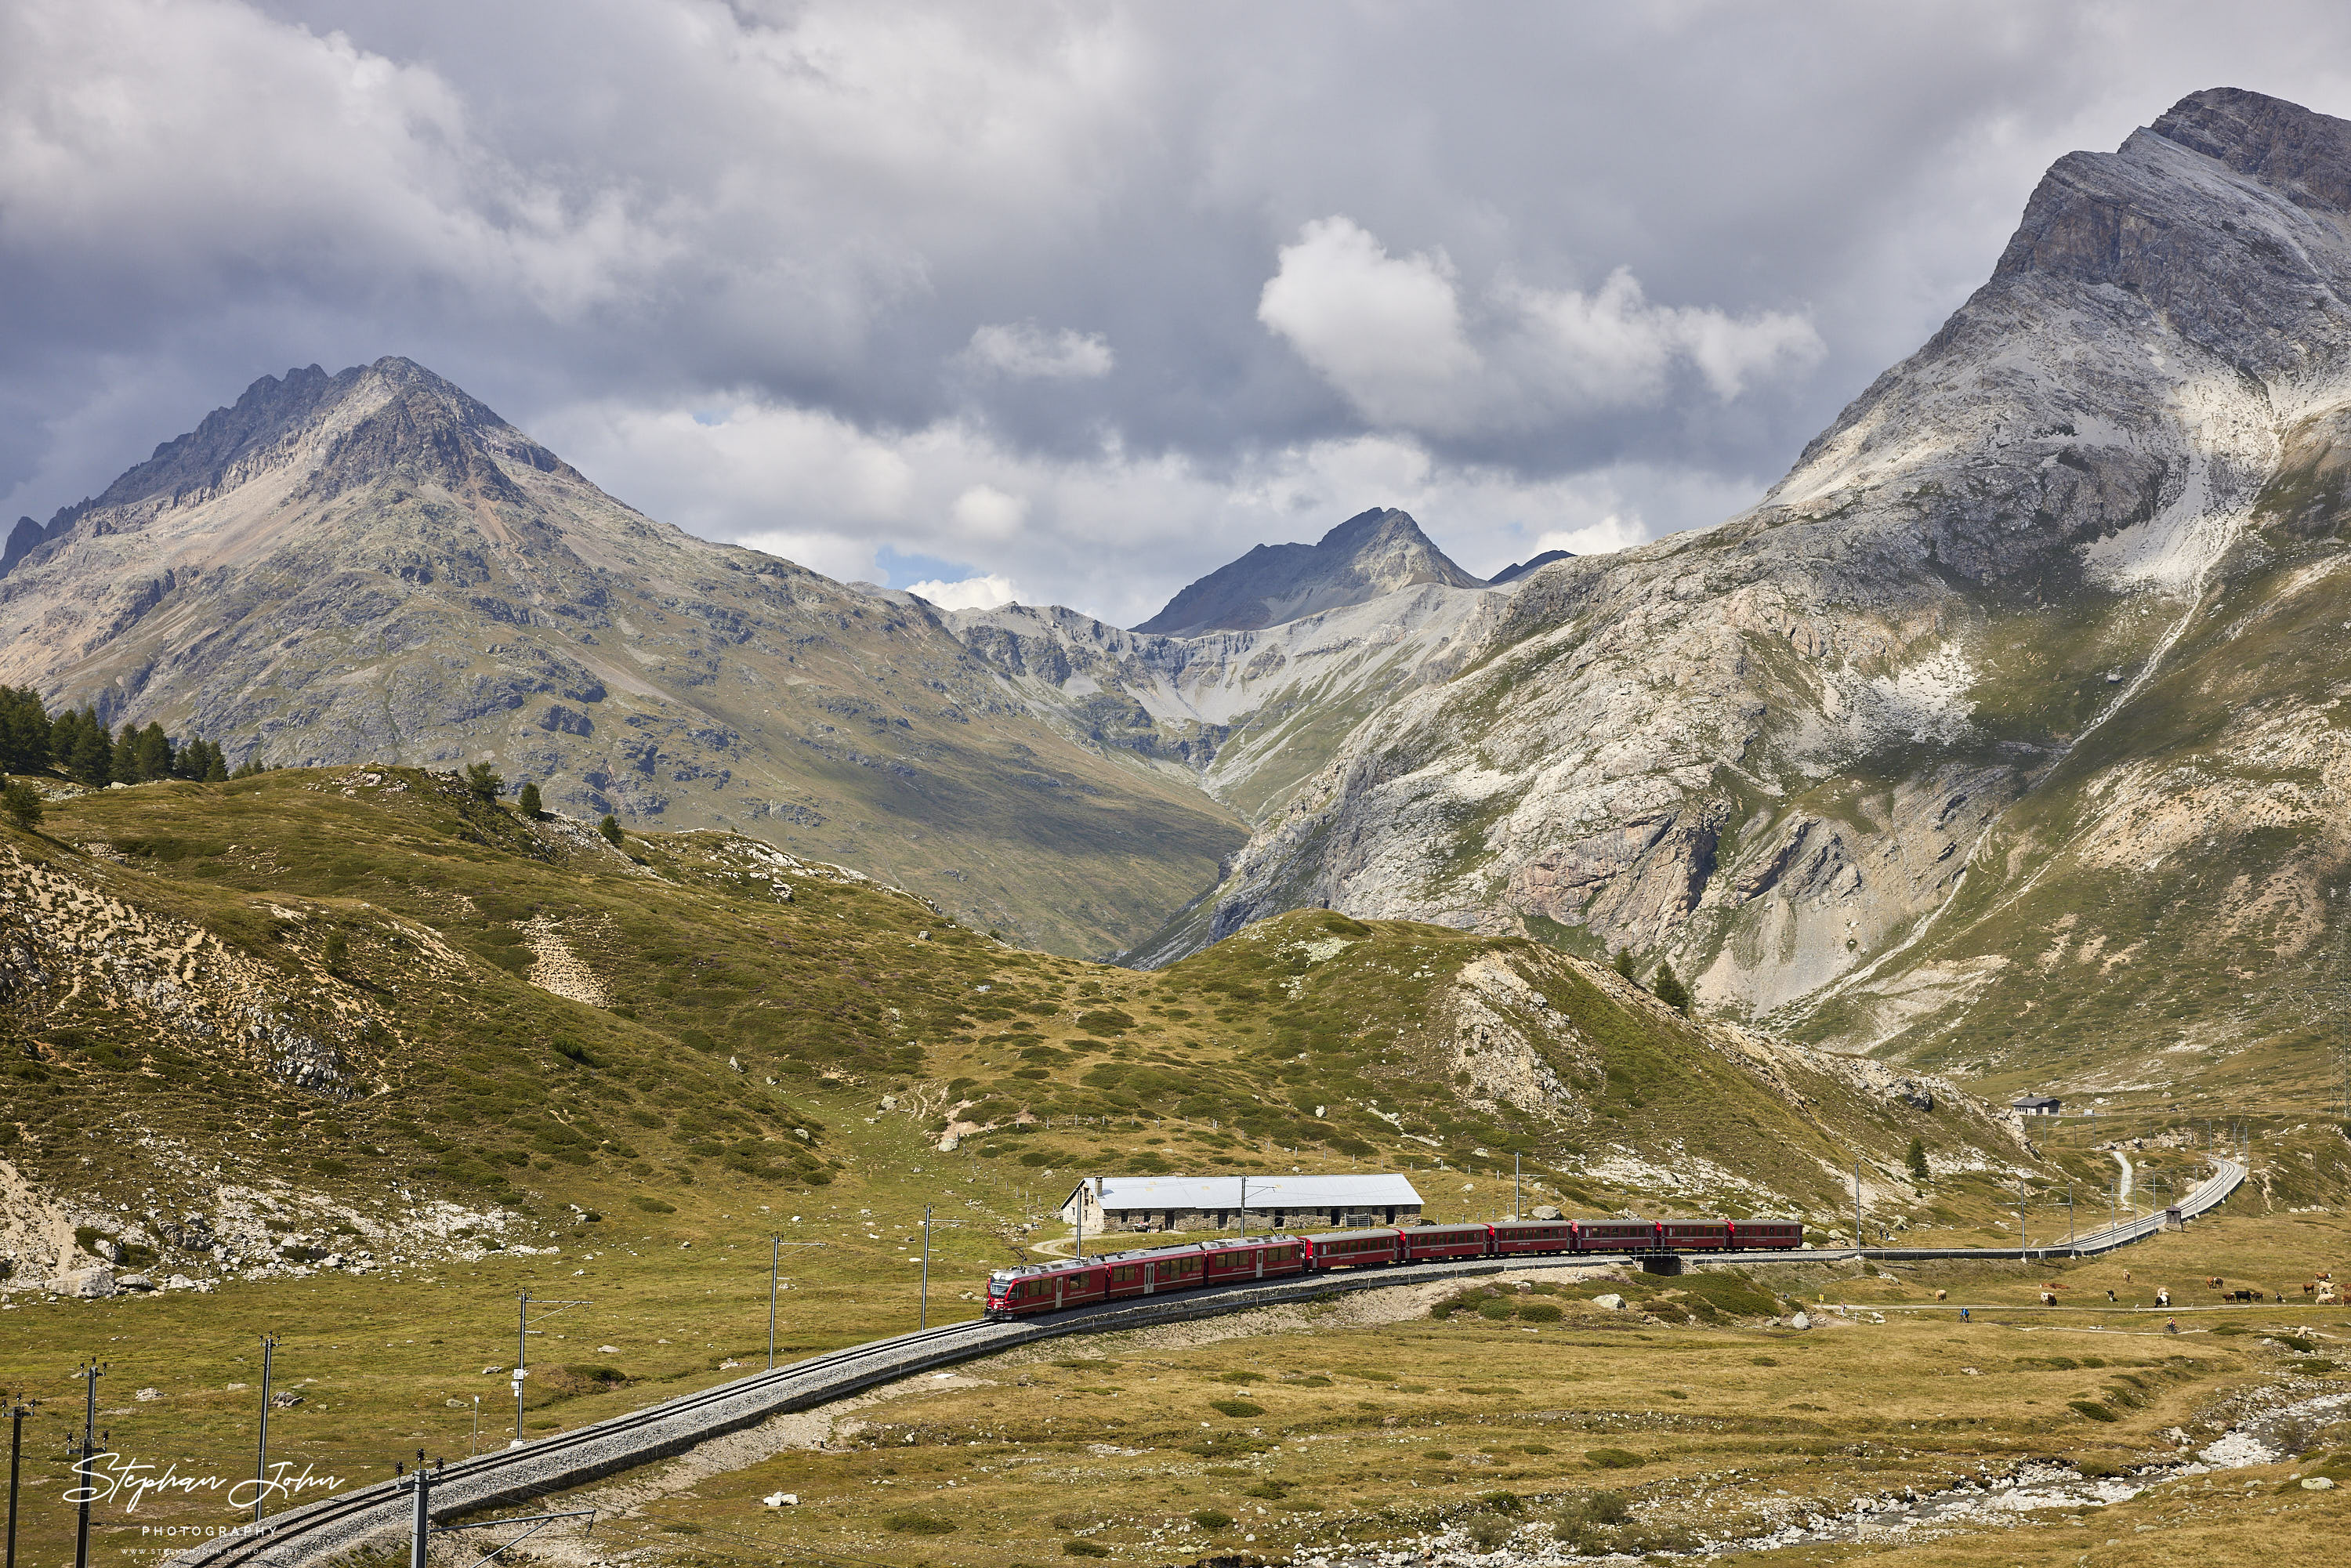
[1132,506,1485,636]
[0,357,1244,957]
[1118,87,2351,1103]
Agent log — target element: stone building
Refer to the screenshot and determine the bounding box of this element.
[1058,1173,1425,1233]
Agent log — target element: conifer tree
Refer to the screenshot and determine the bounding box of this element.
[133,721,173,782]
[64,712,111,787]
[1906,1135,1929,1183]
[1611,947,1639,984]
[203,746,229,783]
[517,780,543,817]
[463,762,504,803]
[110,722,139,784]
[599,813,623,846]
[1651,961,1692,1016]
[0,687,50,773]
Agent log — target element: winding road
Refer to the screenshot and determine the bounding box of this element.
[169,1156,2245,1568]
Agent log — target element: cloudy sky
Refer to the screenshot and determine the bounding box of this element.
[8,2,2351,625]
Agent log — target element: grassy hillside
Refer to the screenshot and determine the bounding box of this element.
[0,766,2048,1286]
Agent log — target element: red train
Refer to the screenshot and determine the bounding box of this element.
[984,1217,1803,1317]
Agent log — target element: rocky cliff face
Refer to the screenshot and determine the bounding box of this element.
[1132,506,1484,636]
[1142,89,2351,1101]
[0,358,1244,956]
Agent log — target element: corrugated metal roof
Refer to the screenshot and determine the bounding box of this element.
[1072,1174,1423,1211]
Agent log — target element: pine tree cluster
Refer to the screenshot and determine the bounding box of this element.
[0,685,253,786]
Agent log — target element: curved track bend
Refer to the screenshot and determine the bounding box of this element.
[172,1155,2244,1567]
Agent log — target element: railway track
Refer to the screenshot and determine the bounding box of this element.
[171,1155,2244,1567]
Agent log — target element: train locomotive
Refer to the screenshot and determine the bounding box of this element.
[983,1216,1803,1317]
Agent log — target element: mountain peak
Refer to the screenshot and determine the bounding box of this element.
[2148,87,2351,212]
[1133,506,1482,636]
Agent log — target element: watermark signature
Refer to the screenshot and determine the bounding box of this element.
[66,1453,349,1512]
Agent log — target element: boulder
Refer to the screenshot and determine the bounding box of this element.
[2302,1477,2335,1491]
[57,1266,116,1299]
[116,1274,156,1292]
[1790,1310,1812,1331]
[164,1274,196,1291]
[1531,1206,1563,1221]
[1592,1292,1626,1311]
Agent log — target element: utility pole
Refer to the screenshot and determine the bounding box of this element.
[5,1391,32,1568]
[2017,1175,2028,1259]
[74,1362,103,1568]
[1238,1175,1247,1239]
[1513,1153,1521,1220]
[254,1333,278,1523]
[2067,1184,2074,1249]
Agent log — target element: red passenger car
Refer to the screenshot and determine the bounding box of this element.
[1728,1219,1803,1251]
[1659,1219,1732,1252]
[1573,1219,1662,1254]
[1202,1235,1307,1283]
[1489,1219,1578,1257]
[1400,1222,1491,1262]
[1300,1229,1404,1269]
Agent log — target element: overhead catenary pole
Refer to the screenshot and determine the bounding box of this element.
[5,1391,31,1568]
[1853,1158,1864,1255]
[920,1205,933,1329]
[254,1333,278,1523]
[1513,1153,1521,1221]
[74,1362,101,1568]
[409,1450,429,1568]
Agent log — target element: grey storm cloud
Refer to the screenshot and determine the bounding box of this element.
[9,0,2351,624]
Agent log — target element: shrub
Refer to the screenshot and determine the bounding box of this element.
[1062,1542,1110,1558]
[0,779,42,831]
[1476,1297,1519,1320]
[1481,1490,1523,1514]
[1465,1515,1515,1551]
[1585,1448,1643,1469]
[629,1195,676,1214]
[2069,1400,2117,1422]
[1210,1399,1265,1418]
[1190,1509,1232,1530]
[1519,1301,1562,1323]
[883,1512,956,1535]
[599,814,624,846]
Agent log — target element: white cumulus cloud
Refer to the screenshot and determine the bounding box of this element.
[1257,216,1480,428]
[1260,215,1824,436]
[904,573,1023,611]
[961,322,1114,379]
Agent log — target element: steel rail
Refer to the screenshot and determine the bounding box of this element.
[168,1155,2243,1568]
